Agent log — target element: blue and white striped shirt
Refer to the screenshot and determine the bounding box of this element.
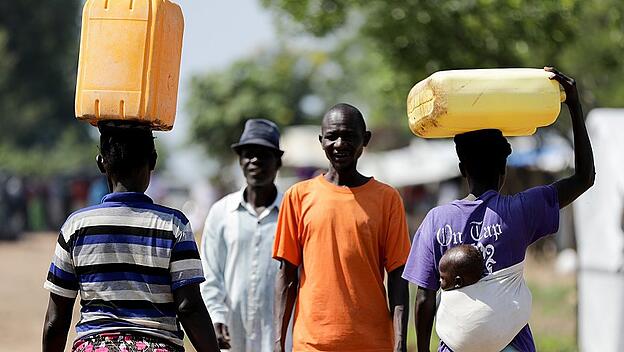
[44,192,205,347]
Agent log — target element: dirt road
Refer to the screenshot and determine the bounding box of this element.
[0,232,80,351]
[0,232,575,352]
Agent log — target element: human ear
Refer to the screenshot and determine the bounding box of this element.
[499,162,507,176]
[149,151,157,171]
[362,131,372,147]
[454,276,464,288]
[458,162,467,177]
[96,154,106,174]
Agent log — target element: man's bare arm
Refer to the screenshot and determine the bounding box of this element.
[547,67,595,208]
[42,293,75,352]
[274,260,298,352]
[174,284,220,352]
[414,286,436,352]
[388,266,409,352]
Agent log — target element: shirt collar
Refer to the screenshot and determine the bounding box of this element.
[452,189,498,204]
[102,192,154,204]
[226,188,246,212]
[227,187,282,214]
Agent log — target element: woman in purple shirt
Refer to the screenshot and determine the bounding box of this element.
[402,67,595,352]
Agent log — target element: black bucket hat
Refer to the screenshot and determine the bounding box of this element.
[231,119,284,156]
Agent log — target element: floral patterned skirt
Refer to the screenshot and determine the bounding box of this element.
[72,332,183,352]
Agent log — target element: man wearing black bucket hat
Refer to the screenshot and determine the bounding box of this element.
[200,119,290,351]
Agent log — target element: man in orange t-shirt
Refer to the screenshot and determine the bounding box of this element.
[273,103,411,352]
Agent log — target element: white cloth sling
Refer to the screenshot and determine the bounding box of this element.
[436,261,532,352]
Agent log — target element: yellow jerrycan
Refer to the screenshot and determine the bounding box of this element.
[407,68,566,138]
[75,0,184,131]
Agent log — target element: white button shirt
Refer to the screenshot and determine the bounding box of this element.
[200,188,287,352]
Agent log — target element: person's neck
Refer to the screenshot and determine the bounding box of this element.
[324,167,370,187]
[467,179,499,198]
[245,184,277,209]
[108,176,148,194]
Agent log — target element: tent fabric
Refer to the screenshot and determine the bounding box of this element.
[281,126,460,186]
[573,108,624,352]
[573,109,624,272]
[281,126,572,188]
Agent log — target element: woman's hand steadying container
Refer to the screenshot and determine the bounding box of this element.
[546,66,595,209]
[545,66,579,107]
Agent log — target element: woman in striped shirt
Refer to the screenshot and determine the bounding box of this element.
[42,124,220,352]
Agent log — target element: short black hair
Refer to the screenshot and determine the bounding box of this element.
[454,129,512,180]
[445,244,484,281]
[323,103,367,133]
[99,123,156,179]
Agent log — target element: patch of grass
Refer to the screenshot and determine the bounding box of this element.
[534,334,577,352]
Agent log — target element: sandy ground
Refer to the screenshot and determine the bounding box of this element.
[0,232,81,351]
[0,232,576,352]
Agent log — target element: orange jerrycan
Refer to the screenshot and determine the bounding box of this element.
[407,68,566,138]
[75,0,184,131]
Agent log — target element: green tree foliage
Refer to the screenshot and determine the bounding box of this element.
[0,0,92,175]
[261,0,624,134]
[262,0,580,69]
[556,1,624,107]
[189,0,624,160]
[187,49,335,162]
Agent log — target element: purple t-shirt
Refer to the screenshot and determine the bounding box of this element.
[403,185,559,352]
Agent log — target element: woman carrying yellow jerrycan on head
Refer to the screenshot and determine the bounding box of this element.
[403,67,595,352]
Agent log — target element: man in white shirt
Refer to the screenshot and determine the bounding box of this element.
[200,119,286,351]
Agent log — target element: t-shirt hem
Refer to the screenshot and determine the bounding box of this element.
[386,261,407,274]
[272,254,301,267]
[401,272,438,291]
[171,277,205,291]
[294,348,393,352]
[43,281,78,298]
[206,310,227,325]
[76,328,185,347]
[530,184,561,243]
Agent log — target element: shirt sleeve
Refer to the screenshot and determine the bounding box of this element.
[199,203,229,324]
[383,190,411,273]
[272,187,302,266]
[170,220,205,291]
[517,185,560,244]
[402,212,440,291]
[43,231,79,298]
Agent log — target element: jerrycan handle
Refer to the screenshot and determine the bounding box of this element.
[558,84,567,102]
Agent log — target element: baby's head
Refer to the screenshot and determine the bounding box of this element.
[439,244,484,291]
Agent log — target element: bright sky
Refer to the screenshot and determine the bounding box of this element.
[157,1,276,184]
[160,0,275,143]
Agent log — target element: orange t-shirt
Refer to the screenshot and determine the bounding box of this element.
[273,175,411,351]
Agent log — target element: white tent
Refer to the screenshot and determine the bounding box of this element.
[359,138,459,187]
[573,108,624,352]
[280,125,573,188]
[281,125,460,187]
